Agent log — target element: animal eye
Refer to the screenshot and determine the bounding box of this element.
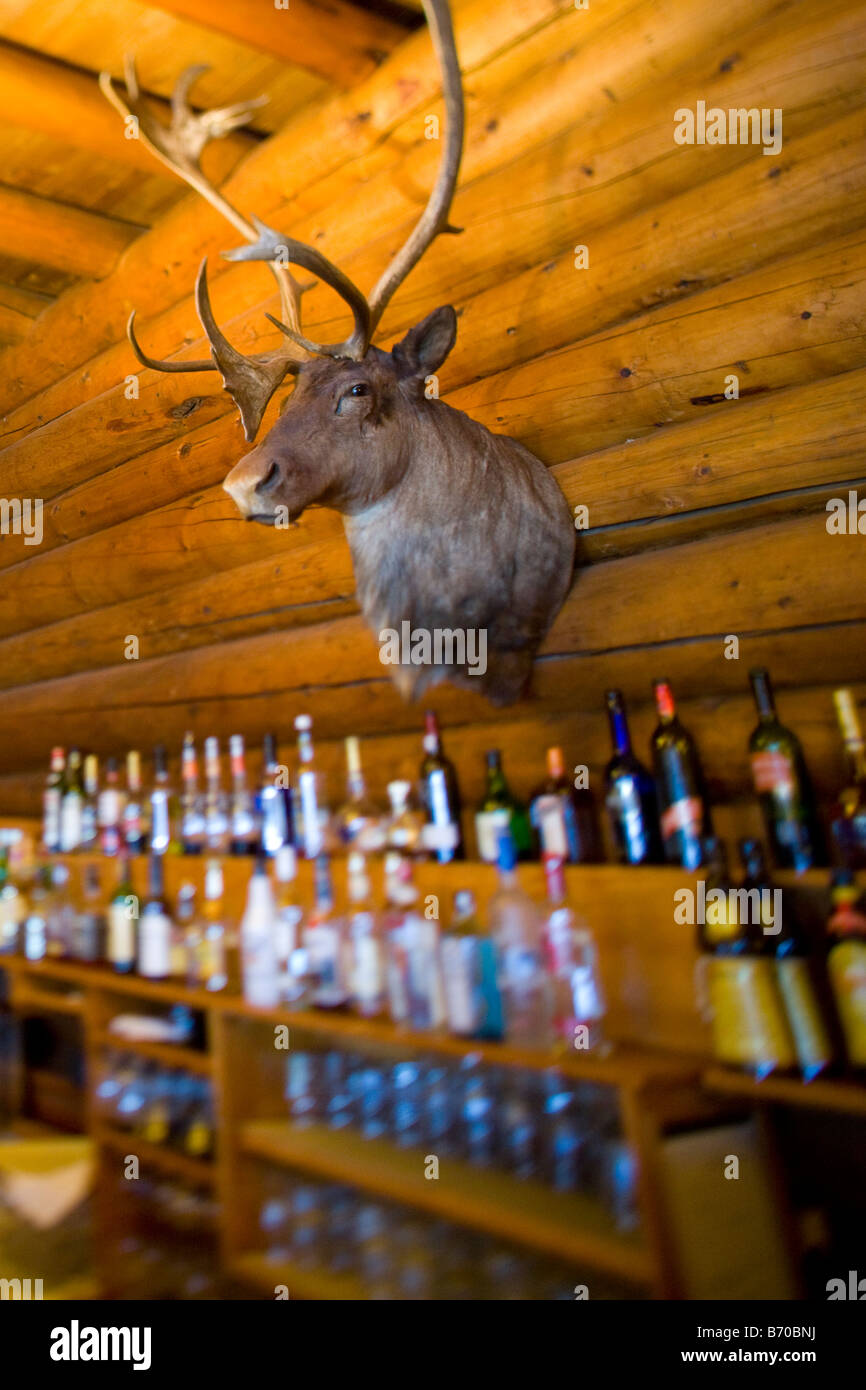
[349,383,369,397]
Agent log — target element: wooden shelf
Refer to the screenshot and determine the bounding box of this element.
[96,1124,216,1186]
[239,1120,651,1285]
[230,1251,368,1301]
[9,983,85,1017]
[704,1067,866,1119]
[93,1031,212,1074]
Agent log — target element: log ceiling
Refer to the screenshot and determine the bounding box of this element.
[0,0,865,840]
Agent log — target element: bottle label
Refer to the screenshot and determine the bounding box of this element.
[442,937,478,1034]
[198,935,226,988]
[475,808,511,863]
[660,796,703,841]
[59,796,83,853]
[386,924,411,1022]
[138,910,171,978]
[571,964,604,1024]
[421,821,459,852]
[150,791,171,854]
[775,958,832,1071]
[828,939,866,1064]
[706,956,796,1068]
[275,904,303,966]
[353,927,384,1009]
[43,789,61,850]
[304,924,344,1004]
[535,795,569,858]
[298,771,322,858]
[751,751,795,797]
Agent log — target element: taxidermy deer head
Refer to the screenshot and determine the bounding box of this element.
[101,0,574,706]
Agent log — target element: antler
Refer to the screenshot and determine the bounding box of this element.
[366,0,464,336]
[99,0,464,434]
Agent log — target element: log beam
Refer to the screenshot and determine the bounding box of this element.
[0,185,141,278]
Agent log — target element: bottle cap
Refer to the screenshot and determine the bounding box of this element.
[546,746,565,779]
[294,714,312,732]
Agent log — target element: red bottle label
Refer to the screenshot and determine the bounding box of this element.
[660,796,702,840]
[751,751,794,796]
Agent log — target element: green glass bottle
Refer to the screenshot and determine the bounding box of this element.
[748,668,824,873]
[474,750,533,862]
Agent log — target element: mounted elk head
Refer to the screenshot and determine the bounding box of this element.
[101,0,574,706]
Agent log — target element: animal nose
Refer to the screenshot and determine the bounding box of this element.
[256,461,280,494]
[223,449,272,516]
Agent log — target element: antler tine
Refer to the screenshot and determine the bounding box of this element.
[366,0,464,337]
[194,260,301,442]
[225,217,371,361]
[127,311,216,375]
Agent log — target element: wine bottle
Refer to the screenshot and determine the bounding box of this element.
[650,680,711,870]
[475,750,533,863]
[138,854,172,980]
[748,667,823,872]
[80,754,100,852]
[831,689,866,869]
[259,732,293,856]
[42,747,65,854]
[825,870,866,1074]
[73,863,105,962]
[294,715,329,859]
[739,838,832,1081]
[59,749,85,854]
[529,746,603,864]
[418,711,464,863]
[696,837,795,1079]
[198,859,229,992]
[603,690,662,865]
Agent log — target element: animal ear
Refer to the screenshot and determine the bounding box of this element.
[392,306,457,378]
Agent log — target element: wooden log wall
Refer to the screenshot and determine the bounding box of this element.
[0,0,865,852]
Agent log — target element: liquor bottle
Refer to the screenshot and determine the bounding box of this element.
[59,749,86,854]
[440,889,504,1040]
[542,853,605,1051]
[22,867,51,962]
[831,689,866,869]
[273,845,305,1003]
[603,690,662,865]
[303,855,350,1010]
[738,838,832,1081]
[240,857,280,1008]
[382,852,413,1024]
[825,870,866,1074]
[529,746,603,864]
[179,733,206,855]
[122,750,147,855]
[294,715,329,859]
[42,747,65,854]
[259,732,293,856]
[385,781,426,856]
[475,750,533,863]
[73,863,105,962]
[138,854,173,980]
[748,668,823,873]
[97,757,125,857]
[418,712,464,863]
[488,831,553,1047]
[650,680,711,871]
[46,864,75,958]
[197,859,229,992]
[107,852,137,975]
[696,837,795,1079]
[173,883,198,982]
[0,851,24,954]
[80,754,100,853]
[229,734,260,855]
[203,738,230,854]
[347,851,386,1018]
[335,737,386,852]
[149,745,181,856]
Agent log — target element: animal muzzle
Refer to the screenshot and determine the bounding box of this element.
[223,451,280,522]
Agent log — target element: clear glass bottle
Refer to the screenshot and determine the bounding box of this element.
[229,734,260,856]
[418,711,464,863]
[259,732,293,856]
[107,851,137,975]
[335,736,386,852]
[180,733,206,855]
[542,853,605,1052]
[240,858,280,1008]
[293,714,330,859]
[98,757,125,858]
[59,749,85,853]
[347,851,386,1018]
[385,780,426,857]
[149,745,181,856]
[488,831,553,1048]
[440,889,504,1040]
[303,855,350,1010]
[80,753,100,853]
[41,747,65,854]
[202,737,230,854]
[123,750,147,855]
[273,845,305,1003]
[138,854,173,980]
